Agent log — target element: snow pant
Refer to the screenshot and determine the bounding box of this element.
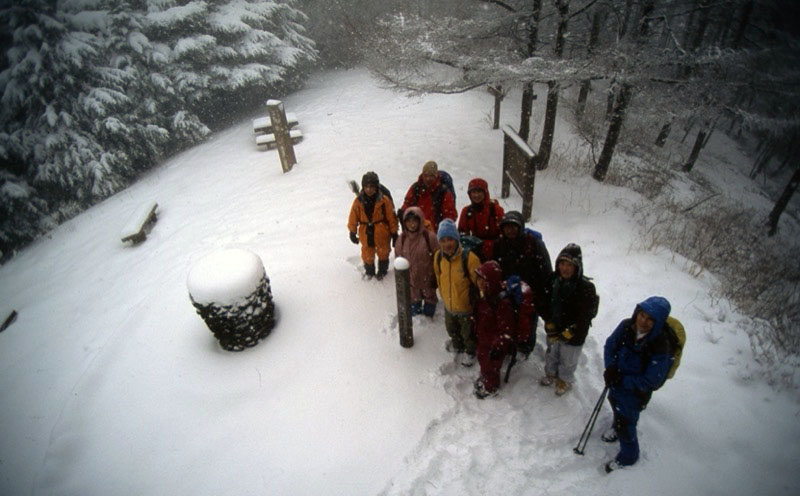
[607,392,642,466]
[360,241,391,266]
[444,310,475,355]
[411,286,438,306]
[476,338,514,393]
[544,341,582,383]
[517,313,539,356]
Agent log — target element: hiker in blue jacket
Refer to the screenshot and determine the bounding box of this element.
[602,296,672,473]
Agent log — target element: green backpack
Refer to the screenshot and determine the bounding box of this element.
[663,316,686,380]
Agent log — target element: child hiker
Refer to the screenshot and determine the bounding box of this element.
[472,261,535,399]
[433,219,480,367]
[540,243,598,396]
[395,207,439,317]
[347,171,398,280]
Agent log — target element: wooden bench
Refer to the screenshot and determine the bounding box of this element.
[255,129,304,149]
[121,201,159,244]
[252,112,298,135]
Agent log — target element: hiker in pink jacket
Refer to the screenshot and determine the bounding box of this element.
[395,206,439,317]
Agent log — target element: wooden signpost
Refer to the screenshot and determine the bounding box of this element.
[500,124,537,221]
[266,100,297,173]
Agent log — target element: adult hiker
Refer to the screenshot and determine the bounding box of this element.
[395,207,439,317]
[347,171,399,280]
[472,260,535,399]
[602,296,672,473]
[399,160,457,231]
[433,219,480,367]
[539,243,598,396]
[457,177,505,261]
[492,210,552,357]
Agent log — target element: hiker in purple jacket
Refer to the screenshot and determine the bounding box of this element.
[395,207,440,317]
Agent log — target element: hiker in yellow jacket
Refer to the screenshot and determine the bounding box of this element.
[433,219,481,367]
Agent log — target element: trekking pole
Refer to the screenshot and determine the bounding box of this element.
[573,386,609,455]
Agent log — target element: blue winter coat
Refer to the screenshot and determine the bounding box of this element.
[604,296,672,415]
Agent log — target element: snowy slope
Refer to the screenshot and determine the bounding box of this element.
[0,69,798,496]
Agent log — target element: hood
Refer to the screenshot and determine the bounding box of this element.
[403,206,426,224]
[633,296,671,338]
[555,243,583,279]
[499,210,525,229]
[475,260,504,297]
[467,178,490,202]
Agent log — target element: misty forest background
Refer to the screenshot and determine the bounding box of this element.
[1,0,799,386]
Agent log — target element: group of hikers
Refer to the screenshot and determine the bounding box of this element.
[347,161,682,472]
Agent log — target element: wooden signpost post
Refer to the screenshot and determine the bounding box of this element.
[500,124,537,221]
[266,100,297,173]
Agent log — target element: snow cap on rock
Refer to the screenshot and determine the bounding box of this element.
[437,219,459,241]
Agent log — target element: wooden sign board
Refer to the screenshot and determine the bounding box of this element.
[500,124,536,221]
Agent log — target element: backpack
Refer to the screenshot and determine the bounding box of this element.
[348,179,394,205]
[663,316,686,380]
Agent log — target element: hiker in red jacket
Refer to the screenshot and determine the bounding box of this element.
[472,260,535,399]
[399,160,457,231]
[458,177,504,261]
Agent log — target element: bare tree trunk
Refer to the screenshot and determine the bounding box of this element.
[535,0,569,170]
[655,119,673,147]
[732,0,754,49]
[618,0,634,39]
[576,6,604,116]
[683,129,708,172]
[593,83,633,182]
[519,0,543,141]
[635,0,656,40]
[519,83,535,141]
[537,81,559,170]
[767,165,800,236]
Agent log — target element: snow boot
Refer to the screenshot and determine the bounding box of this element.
[460,353,476,368]
[422,301,436,318]
[539,375,556,387]
[555,379,572,396]
[601,427,618,443]
[604,460,624,473]
[410,301,423,316]
[364,263,376,280]
[473,377,498,399]
[375,259,389,280]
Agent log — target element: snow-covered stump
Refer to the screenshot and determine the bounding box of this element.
[187,249,275,351]
[394,257,413,348]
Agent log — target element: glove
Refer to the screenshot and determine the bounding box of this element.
[604,366,622,388]
[489,348,503,360]
[392,232,398,247]
[544,322,557,335]
[349,232,359,244]
[560,327,574,341]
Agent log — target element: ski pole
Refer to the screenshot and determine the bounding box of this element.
[573,386,608,455]
[504,343,518,383]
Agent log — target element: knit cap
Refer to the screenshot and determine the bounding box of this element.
[422,160,438,176]
[437,219,459,241]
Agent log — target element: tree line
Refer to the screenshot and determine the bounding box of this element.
[352,0,800,235]
[0,0,317,261]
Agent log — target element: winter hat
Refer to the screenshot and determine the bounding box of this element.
[437,219,459,241]
[499,211,525,229]
[362,171,379,188]
[422,160,438,176]
[467,177,488,195]
[475,260,504,296]
[556,243,583,277]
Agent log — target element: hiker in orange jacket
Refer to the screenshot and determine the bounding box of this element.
[348,171,398,280]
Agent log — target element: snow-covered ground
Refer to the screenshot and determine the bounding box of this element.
[1,68,798,495]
